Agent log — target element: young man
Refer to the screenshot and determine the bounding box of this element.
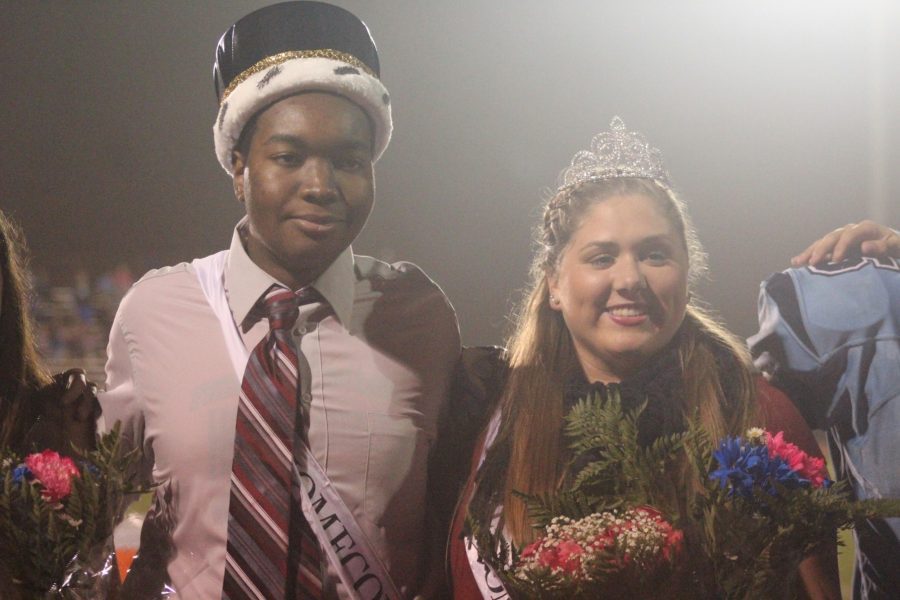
[101,3,460,598]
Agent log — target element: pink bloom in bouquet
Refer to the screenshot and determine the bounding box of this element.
[514,507,683,583]
[551,540,585,572]
[24,450,80,503]
[663,527,684,560]
[636,507,684,561]
[765,431,828,488]
[522,537,586,574]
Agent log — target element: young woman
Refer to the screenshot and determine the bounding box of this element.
[0,209,97,454]
[448,119,843,599]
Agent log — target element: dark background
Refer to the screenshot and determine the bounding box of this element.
[2,0,898,345]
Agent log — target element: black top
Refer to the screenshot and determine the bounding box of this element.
[563,339,687,448]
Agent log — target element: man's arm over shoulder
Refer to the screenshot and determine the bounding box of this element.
[356,256,462,393]
[428,347,507,581]
[431,346,507,515]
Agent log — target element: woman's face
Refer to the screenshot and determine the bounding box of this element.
[548,193,689,382]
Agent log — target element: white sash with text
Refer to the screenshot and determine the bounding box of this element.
[463,409,511,599]
[192,252,402,600]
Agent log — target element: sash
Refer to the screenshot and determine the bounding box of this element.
[192,253,402,600]
[463,409,511,600]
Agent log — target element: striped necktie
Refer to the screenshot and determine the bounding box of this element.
[223,286,323,599]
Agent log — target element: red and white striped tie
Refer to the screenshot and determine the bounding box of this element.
[223,286,323,599]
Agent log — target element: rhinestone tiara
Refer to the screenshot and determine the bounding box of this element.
[558,116,671,190]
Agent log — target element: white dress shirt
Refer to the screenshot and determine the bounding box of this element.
[101,222,460,598]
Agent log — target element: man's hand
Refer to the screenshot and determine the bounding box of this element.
[792,220,900,267]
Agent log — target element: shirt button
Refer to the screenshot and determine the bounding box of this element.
[294,326,307,336]
[301,393,312,403]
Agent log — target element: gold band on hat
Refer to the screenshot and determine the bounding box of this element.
[219,49,378,105]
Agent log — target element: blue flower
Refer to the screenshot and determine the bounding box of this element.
[709,436,810,499]
[12,464,33,485]
[77,460,100,477]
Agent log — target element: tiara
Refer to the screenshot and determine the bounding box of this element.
[558,116,671,191]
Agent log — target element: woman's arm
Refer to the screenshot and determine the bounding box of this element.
[755,377,842,600]
[798,546,841,600]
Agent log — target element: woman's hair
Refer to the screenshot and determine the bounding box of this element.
[485,178,757,544]
[0,210,50,447]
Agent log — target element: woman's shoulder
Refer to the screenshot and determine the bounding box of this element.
[450,346,509,432]
[754,375,823,458]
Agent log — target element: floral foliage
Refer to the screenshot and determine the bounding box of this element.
[0,423,143,598]
[472,390,900,599]
[23,450,82,504]
[514,507,683,586]
[709,428,830,502]
[766,431,828,487]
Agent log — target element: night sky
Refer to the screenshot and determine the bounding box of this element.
[2,1,898,345]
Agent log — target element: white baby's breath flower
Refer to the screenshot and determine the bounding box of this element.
[746,427,766,442]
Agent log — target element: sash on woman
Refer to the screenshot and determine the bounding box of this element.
[461,409,511,599]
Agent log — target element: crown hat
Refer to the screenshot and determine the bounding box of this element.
[212,1,392,174]
[558,117,671,192]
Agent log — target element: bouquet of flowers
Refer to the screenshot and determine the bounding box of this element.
[509,506,683,598]
[471,390,900,599]
[696,426,880,598]
[0,423,141,599]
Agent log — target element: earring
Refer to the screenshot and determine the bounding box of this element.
[549,295,559,305]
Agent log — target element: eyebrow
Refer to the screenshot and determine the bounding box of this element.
[262,134,372,154]
[578,234,677,252]
[637,234,678,246]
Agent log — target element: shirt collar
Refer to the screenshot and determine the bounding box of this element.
[224,218,356,328]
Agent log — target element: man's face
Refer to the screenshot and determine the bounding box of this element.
[232,92,375,288]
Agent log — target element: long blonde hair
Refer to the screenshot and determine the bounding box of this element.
[475,178,756,544]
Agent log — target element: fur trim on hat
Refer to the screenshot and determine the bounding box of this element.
[213,56,392,174]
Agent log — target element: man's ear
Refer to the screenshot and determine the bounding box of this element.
[231,151,247,204]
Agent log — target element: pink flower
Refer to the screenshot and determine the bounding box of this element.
[24,450,80,503]
[521,541,539,559]
[635,505,662,519]
[551,540,585,572]
[663,528,685,560]
[766,431,828,488]
[532,539,584,573]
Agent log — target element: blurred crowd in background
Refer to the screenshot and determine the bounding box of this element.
[31,265,135,384]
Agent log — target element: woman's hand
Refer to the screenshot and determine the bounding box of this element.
[28,368,101,454]
[57,369,101,452]
[792,220,900,266]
